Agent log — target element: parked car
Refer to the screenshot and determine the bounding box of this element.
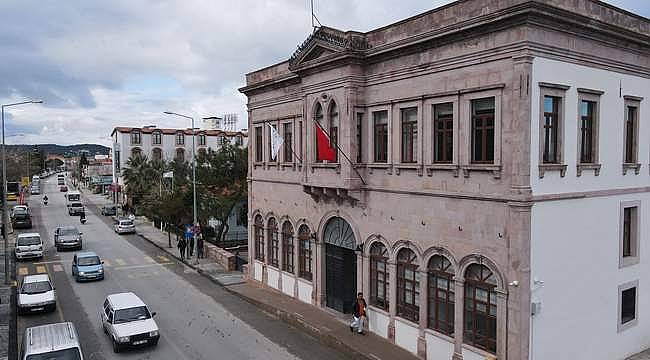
[10,206,32,229]
[17,274,56,314]
[68,202,84,216]
[21,322,83,360]
[60,185,68,192]
[30,186,40,195]
[15,233,43,260]
[114,219,135,234]
[100,292,159,353]
[72,251,104,282]
[101,205,117,216]
[54,226,83,251]
[11,205,30,217]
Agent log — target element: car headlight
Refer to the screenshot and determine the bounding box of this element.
[78,272,85,275]
[149,330,159,337]
[15,248,21,252]
[118,336,130,343]
[98,269,104,273]
[37,246,42,250]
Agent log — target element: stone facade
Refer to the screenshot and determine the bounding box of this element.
[240,1,649,359]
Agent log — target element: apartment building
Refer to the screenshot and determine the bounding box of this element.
[240,1,649,359]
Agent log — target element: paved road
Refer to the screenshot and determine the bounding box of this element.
[17,176,349,360]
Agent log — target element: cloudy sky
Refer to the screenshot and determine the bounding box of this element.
[1,0,648,146]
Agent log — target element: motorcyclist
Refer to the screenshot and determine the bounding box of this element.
[80,210,86,223]
[43,195,48,204]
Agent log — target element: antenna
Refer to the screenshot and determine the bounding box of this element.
[310,0,322,31]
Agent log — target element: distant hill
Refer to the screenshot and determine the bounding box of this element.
[6,144,110,156]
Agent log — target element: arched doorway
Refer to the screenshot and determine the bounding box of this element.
[323,217,356,313]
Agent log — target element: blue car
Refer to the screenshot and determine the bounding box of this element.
[72,251,105,282]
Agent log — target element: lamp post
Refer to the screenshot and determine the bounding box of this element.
[163,111,198,263]
[2,100,43,285]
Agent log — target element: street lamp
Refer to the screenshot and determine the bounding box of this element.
[163,111,198,263]
[2,100,43,285]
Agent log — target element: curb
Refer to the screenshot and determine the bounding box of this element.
[136,231,378,360]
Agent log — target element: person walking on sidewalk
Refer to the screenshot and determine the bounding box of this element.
[196,233,204,259]
[177,237,187,260]
[350,292,367,335]
[188,233,195,257]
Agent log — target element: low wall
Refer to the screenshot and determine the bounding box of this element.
[204,243,236,271]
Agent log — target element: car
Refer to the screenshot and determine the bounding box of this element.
[17,274,56,314]
[72,251,104,282]
[54,226,83,251]
[30,186,40,195]
[114,219,135,234]
[15,233,43,260]
[101,205,117,216]
[11,211,32,229]
[68,202,84,216]
[60,185,68,192]
[11,205,29,217]
[100,292,159,353]
[21,322,83,360]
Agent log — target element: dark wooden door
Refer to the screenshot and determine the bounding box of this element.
[326,244,356,313]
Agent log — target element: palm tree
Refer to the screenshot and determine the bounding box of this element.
[122,154,154,211]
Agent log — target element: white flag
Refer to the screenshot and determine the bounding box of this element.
[269,124,283,160]
[163,171,174,178]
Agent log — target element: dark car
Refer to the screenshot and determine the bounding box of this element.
[101,205,117,216]
[11,213,32,229]
[54,226,83,251]
[60,185,68,192]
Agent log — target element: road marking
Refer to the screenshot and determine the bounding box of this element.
[18,267,28,276]
[157,255,170,262]
[36,265,46,274]
[143,255,155,263]
[52,264,63,272]
[34,260,62,265]
[115,258,126,266]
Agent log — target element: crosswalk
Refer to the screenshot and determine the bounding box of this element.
[16,255,174,277]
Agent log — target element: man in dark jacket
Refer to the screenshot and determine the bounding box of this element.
[178,237,187,260]
[350,292,367,334]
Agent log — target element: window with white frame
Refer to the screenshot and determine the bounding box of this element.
[401,107,418,163]
[618,280,639,332]
[620,201,640,268]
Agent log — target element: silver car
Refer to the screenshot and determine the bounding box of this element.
[21,322,83,360]
[18,274,56,314]
[114,219,135,234]
[54,226,83,251]
[100,292,159,353]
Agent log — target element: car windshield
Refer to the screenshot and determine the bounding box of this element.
[21,281,52,294]
[120,220,133,226]
[67,194,80,201]
[114,306,151,324]
[78,256,100,266]
[13,208,28,215]
[71,203,82,208]
[17,236,40,246]
[26,347,81,360]
[59,228,79,236]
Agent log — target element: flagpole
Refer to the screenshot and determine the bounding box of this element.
[313,119,366,185]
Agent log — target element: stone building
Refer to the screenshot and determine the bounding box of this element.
[240,1,650,359]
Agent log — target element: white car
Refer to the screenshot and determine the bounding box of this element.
[114,219,136,234]
[18,274,56,314]
[100,292,159,353]
[15,233,43,260]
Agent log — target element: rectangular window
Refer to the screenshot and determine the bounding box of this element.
[199,134,206,146]
[401,107,418,163]
[356,113,363,163]
[471,98,495,163]
[152,132,162,145]
[130,132,141,145]
[579,100,596,163]
[620,202,640,268]
[373,110,388,163]
[543,96,560,163]
[618,281,639,332]
[255,126,263,162]
[115,151,120,172]
[283,123,293,163]
[433,103,453,163]
[268,124,277,163]
[625,106,638,164]
[176,133,184,146]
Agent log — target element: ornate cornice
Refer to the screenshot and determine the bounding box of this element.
[288,27,370,70]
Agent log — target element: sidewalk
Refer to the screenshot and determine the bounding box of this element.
[0,232,16,360]
[82,191,418,360]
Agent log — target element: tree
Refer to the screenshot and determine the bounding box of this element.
[122,154,155,212]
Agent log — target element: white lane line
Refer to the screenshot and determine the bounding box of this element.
[111,262,173,271]
[34,260,62,265]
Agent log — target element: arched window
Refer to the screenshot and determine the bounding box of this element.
[175,148,185,161]
[152,131,162,145]
[464,264,498,353]
[254,215,264,261]
[267,218,279,267]
[152,148,162,162]
[130,130,141,145]
[282,221,294,273]
[328,101,339,162]
[199,133,207,146]
[428,255,455,336]
[397,248,419,322]
[314,103,323,163]
[369,242,389,310]
[131,148,142,158]
[298,225,312,280]
[176,131,185,146]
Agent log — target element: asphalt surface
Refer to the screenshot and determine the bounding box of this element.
[16,176,349,360]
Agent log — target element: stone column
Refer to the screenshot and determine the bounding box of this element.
[261,226,268,285]
[277,226,283,291]
[294,232,300,298]
[496,291,508,360]
[315,238,325,306]
[417,269,428,359]
[452,279,464,360]
[387,261,397,342]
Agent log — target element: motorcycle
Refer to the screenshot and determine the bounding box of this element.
[43,196,48,206]
[80,213,87,224]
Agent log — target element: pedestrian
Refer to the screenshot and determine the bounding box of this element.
[177,237,187,260]
[188,233,195,257]
[197,233,204,259]
[350,292,367,335]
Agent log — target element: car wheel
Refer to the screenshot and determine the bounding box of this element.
[151,338,159,347]
[112,339,121,353]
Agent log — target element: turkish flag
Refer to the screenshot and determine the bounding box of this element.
[316,124,336,162]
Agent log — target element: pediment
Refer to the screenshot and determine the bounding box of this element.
[289,27,370,70]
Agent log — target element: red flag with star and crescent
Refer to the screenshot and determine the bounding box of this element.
[315,124,336,162]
